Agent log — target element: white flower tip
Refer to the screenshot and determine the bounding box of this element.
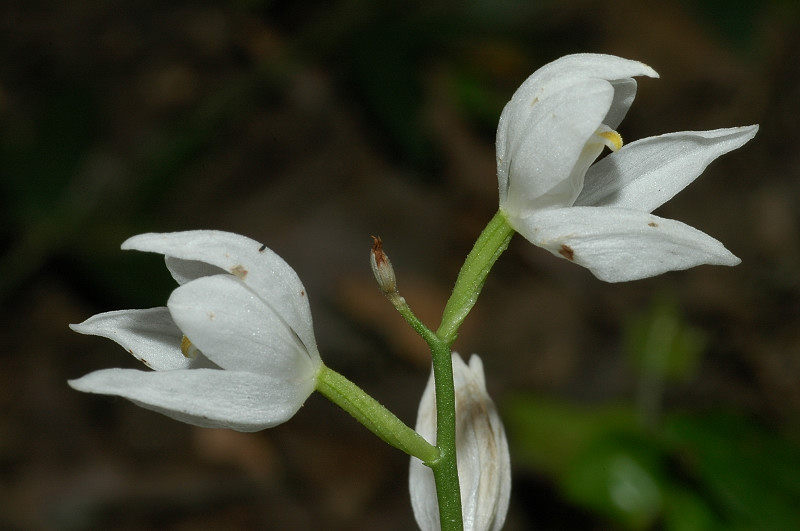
[69,321,91,335]
[641,62,659,79]
[742,123,759,139]
[120,232,155,251]
[67,374,99,393]
[723,251,741,267]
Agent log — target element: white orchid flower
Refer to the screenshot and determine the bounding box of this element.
[410,354,511,531]
[497,53,758,282]
[69,231,322,432]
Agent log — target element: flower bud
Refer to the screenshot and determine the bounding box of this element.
[370,235,397,294]
[409,353,511,531]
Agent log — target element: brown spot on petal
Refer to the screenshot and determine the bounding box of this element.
[231,264,248,279]
[258,243,267,252]
[558,244,575,261]
[300,290,305,297]
[648,222,658,227]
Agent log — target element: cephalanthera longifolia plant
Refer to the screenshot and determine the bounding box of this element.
[70,54,757,530]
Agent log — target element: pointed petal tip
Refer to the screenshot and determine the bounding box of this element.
[638,62,659,79]
[69,320,97,335]
[741,123,759,139]
[67,373,102,393]
[120,233,149,250]
[120,232,170,252]
[553,53,660,80]
[721,251,742,268]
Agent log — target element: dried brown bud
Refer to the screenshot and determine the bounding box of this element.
[370,235,397,294]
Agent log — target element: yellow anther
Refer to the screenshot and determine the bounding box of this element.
[597,129,623,152]
[181,335,200,359]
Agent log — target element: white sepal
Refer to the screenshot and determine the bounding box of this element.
[497,53,658,215]
[575,126,759,212]
[168,274,318,377]
[516,206,740,282]
[70,308,203,371]
[122,230,318,357]
[499,78,614,213]
[69,367,315,432]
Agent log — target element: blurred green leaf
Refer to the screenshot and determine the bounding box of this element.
[624,295,706,383]
[662,488,724,531]
[563,433,664,529]
[664,413,800,529]
[503,394,639,477]
[505,393,800,529]
[448,66,505,127]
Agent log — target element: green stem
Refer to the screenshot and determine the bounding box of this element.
[437,211,515,344]
[318,210,516,531]
[429,336,463,531]
[430,210,515,530]
[315,364,439,464]
[386,291,441,346]
[381,211,511,530]
[381,286,464,529]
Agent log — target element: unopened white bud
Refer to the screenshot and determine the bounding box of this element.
[409,353,511,531]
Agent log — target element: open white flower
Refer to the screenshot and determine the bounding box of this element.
[497,53,758,282]
[69,231,321,432]
[409,354,511,531]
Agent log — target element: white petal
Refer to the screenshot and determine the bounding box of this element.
[458,355,511,531]
[515,206,740,282]
[497,54,657,184]
[164,256,226,285]
[122,231,318,358]
[410,354,511,531]
[168,274,320,378]
[70,308,200,371]
[497,55,654,161]
[499,78,614,213]
[69,368,315,432]
[409,460,439,531]
[576,126,759,211]
[409,365,438,530]
[503,55,658,118]
[524,53,658,89]
[605,78,638,129]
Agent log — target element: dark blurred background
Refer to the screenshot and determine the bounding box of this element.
[2,1,799,529]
